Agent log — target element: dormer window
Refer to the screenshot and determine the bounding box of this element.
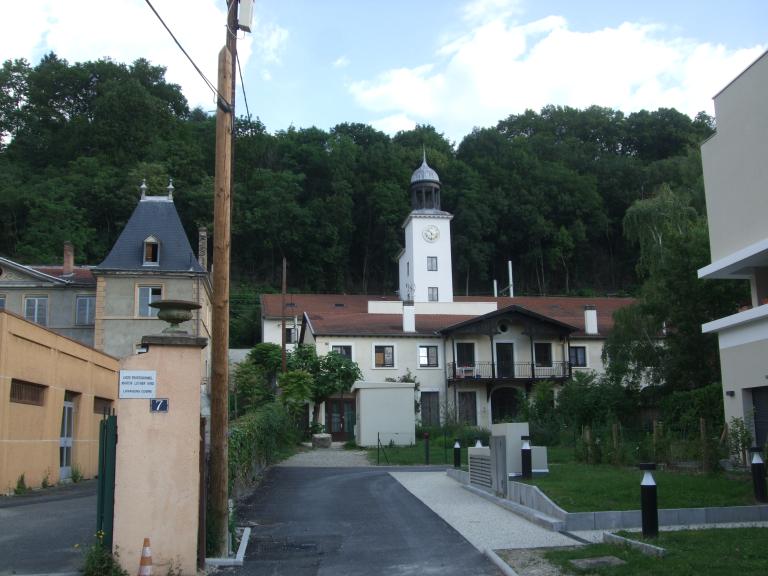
[143,236,159,266]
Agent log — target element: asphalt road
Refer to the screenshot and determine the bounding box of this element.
[0,481,97,575]
[223,467,501,576]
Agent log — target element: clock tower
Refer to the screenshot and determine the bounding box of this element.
[398,152,454,303]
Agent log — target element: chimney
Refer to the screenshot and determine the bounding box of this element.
[63,241,74,276]
[198,227,208,270]
[584,305,598,335]
[403,301,416,333]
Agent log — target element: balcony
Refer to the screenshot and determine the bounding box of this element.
[447,361,571,381]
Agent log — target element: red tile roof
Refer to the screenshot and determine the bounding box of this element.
[31,266,96,285]
[306,312,475,336]
[264,293,636,339]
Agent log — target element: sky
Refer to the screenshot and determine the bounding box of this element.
[1,0,766,144]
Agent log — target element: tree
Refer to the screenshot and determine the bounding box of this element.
[311,351,362,423]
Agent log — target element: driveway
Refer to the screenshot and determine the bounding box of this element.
[0,481,97,575]
[224,467,502,576]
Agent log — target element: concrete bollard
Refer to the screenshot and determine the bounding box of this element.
[521,435,532,479]
[639,463,658,538]
[454,439,461,469]
[750,447,767,503]
[424,432,430,465]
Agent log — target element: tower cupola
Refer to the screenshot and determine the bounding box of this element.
[409,150,441,210]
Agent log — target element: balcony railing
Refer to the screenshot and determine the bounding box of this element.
[447,361,571,381]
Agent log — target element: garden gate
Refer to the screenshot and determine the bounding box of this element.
[96,413,117,549]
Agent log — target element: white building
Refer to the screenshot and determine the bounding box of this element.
[698,50,768,447]
[261,157,634,442]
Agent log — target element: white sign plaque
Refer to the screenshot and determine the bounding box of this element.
[119,370,157,399]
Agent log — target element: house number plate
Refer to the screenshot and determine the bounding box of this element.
[150,398,169,413]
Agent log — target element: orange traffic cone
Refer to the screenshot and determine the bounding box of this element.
[137,537,153,576]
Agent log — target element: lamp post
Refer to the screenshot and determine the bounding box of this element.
[454,439,461,468]
[639,462,658,538]
[521,435,532,479]
[750,447,767,503]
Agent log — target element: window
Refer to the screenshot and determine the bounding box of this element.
[10,380,46,406]
[76,295,96,325]
[93,396,113,415]
[331,345,352,360]
[0,294,5,309]
[419,345,439,367]
[285,327,296,343]
[569,346,587,368]
[24,296,48,326]
[374,345,394,368]
[456,342,475,367]
[534,342,552,367]
[143,236,159,266]
[428,287,438,301]
[427,256,438,271]
[138,286,162,317]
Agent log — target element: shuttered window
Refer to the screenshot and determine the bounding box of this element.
[10,380,46,406]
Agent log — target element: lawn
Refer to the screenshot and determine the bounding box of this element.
[521,461,755,511]
[544,528,768,575]
[365,434,476,467]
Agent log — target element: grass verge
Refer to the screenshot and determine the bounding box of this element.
[545,528,768,575]
[521,462,754,511]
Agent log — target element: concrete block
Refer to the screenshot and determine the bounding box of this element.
[619,510,641,528]
[706,506,761,524]
[594,511,624,529]
[673,507,706,526]
[566,512,595,531]
[658,509,678,525]
[312,433,332,449]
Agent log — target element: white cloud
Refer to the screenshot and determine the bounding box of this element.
[462,0,523,23]
[348,7,765,140]
[371,113,417,135]
[0,0,288,112]
[333,56,350,69]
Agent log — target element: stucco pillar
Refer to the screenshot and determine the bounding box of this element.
[113,334,207,574]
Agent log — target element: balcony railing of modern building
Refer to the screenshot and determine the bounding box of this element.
[446,361,571,381]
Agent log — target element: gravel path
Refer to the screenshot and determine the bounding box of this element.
[276,443,371,467]
[390,471,579,551]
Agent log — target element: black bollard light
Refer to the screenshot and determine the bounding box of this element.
[521,435,532,479]
[453,439,461,468]
[750,447,767,503]
[639,463,659,538]
[424,432,430,465]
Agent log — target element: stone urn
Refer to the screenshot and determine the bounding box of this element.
[149,299,201,334]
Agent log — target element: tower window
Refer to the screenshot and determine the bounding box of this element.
[143,236,159,266]
[138,285,162,317]
[428,287,438,302]
[427,256,438,271]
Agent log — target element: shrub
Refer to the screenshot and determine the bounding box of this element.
[14,473,27,495]
[228,401,299,485]
[81,536,128,576]
[71,464,83,483]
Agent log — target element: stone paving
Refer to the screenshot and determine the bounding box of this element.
[276,442,371,467]
[390,471,579,551]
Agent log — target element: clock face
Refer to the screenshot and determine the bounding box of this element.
[422,225,440,242]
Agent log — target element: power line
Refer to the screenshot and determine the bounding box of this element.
[143,0,231,110]
[236,52,252,121]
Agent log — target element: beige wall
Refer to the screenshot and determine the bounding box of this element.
[96,274,211,359]
[0,310,118,492]
[113,339,204,574]
[719,337,768,431]
[702,52,768,262]
[353,381,416,446]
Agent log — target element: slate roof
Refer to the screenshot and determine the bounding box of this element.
[263,293,636,339]
[95,197,205,273]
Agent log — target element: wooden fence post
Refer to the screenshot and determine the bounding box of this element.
[612,422,620,466]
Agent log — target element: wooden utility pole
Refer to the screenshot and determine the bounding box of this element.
[209,44,233,557]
